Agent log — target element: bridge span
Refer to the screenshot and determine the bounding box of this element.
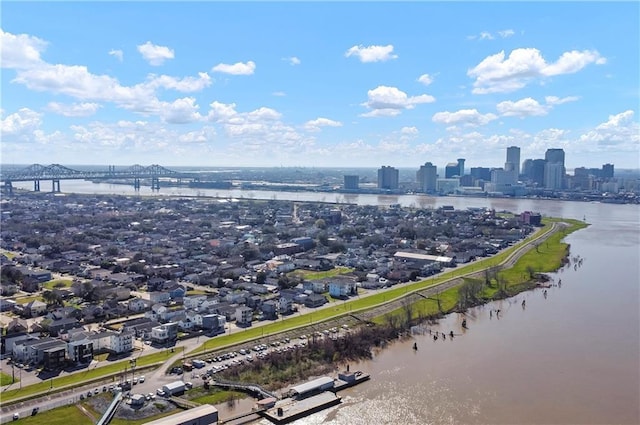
[1,164,198,193]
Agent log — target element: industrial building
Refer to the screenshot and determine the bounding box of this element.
[143,404,218,425]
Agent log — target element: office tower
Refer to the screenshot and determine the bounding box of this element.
[445,162,460,178]
[530,159,546,186]
[544,148,566,189]
[344,175,359,190]
[602,163,614,179]
[416,162,437,193]
[470,167,491,182]
[377,166,399,190]
[457,158,465,177]
[506,146,521,178]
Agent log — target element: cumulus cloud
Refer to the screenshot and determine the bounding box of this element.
[46,102,102,117]
[345,44,398,63]
[417,74,434,86]
[361,85,435,117]
[137,41,175,66]
[212,61,256,75]
[432,109,498,127]
[1,107,42,135]
[497,97,548,117]
[468,48,606,94]
[109,49,123,62]
[0,28,47,69]
[579,110,640,146]
[303,117,343,132]
[160,97,202,124]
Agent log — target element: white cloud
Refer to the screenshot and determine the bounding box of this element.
[145,72,212,92]
[160,97,202,124]
[468,48,606,94]
[1,108,42,135]
[284,56,301,66]
[498,29,515,38]
[417,74,434,86]
[137,41,175,66]
[46,102,102,117]
[272,91,286,97]
[108,49,123,62]
[497,98,548,117]
[361,85,435,117]
[432,109,498,126]
[345,44,398,63]
[579,110,640,147]
[212,61,256,75]
[545,95,580,105]
[303,117,343,132]
[401,126,419,135]
[0,29,47,69]
[480,31,494,40]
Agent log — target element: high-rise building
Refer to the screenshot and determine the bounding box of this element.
[445,163,460,178]
[530,159,546,186]
[343,175,359,190]
[544,148,566,189]
[505,146,521,180]
[457,158,465,177]
[470,167,491,182]
[602,163,614,179]
[377,166,399,190]
[416,162,437,193]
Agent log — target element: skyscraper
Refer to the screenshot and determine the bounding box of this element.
[506,146,521,178]
[344,175,359,190]
[416,162,437,193]
[457,158,465,177]
[544,148,566,189]
[377,166,399,190]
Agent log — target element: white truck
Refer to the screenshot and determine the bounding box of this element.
[162,380,186,396]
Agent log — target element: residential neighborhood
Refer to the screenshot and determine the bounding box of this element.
[0,193,542,372]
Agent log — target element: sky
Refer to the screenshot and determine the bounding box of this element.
[1,1,639,170]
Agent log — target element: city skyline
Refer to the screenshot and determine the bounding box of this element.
[1,2,639,168]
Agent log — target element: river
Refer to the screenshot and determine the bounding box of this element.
[12,181,640,424]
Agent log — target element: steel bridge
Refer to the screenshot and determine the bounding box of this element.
[1,164,195,193]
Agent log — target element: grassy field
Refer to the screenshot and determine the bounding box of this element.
[43,279,74,290]
[15,295,44,305]
[188,387,245,405]
[1,371,17,385]
[10,405,92,425]
[288,266,353,280]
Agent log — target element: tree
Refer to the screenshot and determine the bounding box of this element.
[315,219,327,230]
[42,290,63,307]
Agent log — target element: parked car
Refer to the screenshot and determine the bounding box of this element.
[31,407,39,416]
[13,413,19,421]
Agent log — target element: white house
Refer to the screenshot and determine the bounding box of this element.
[128,298,149,312]
[235,306,253,326]
[110,331,134,354]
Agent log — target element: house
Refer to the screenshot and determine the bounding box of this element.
[110,330,134,354]
[278,297,292,314]
[150,322,178,345]
[201,314,226,334]
[24,300,47,317]
[304,294,328,308]
[149,291,171,304]
[260,300,277,320]
[235,306,253,327]
[67,334,94,364]
[128,298,150,313]
[328,281,357,299]
[48,318,81,336]
[302,281,327,294]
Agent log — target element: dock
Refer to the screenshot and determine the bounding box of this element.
[261,392,342,424]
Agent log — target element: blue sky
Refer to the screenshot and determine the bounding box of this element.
[1,1,639,169]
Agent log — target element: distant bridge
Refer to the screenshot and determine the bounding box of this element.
[1,164,198,193]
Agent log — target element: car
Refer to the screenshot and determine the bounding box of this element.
[144,340,151,345]
[13,413,19,421]
[157,388,166,396]
[80,393,85,400]
[139,375,145,383]
[185,381,193,389]
[94,388,99,394]
[31,407,39,416]
[102,386,107,392]
[87,391,93,397]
